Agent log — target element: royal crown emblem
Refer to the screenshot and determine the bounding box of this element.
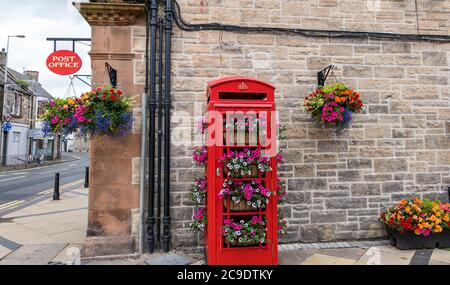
[238,82,248,90]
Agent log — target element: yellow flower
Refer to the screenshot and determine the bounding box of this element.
[435,211,441,217]
[435,225,443,233]
[432,204,440,212]
[443,215,449,222]
[405,207,412,214]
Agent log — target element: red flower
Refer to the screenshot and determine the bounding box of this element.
[110,95,118,101]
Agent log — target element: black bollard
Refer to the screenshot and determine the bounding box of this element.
[53,173,60,201]
[84,167,89,188]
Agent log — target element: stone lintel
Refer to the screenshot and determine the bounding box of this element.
[90,52,135,61]
[73,2,145,27]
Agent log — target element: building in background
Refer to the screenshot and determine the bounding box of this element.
[23,70,61,161]
[64,131,89,153]
[0,50,59,166]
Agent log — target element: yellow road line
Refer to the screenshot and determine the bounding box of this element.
[37,179,85,195]
[0,200,25,210]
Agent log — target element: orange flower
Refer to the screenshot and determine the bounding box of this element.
[400,200,408,206]
[405,207,412,215]
[414,197,422,206]
[443,215,449,222]
[335,97,342,103]
[435,225,443,232]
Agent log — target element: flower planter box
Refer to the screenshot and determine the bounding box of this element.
[224,165,258,178]
[386,226,450,250]
[223,199,266,212]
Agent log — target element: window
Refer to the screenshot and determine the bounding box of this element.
[12,132,20,142]
[7,92,23,117]
[37,101,45,116]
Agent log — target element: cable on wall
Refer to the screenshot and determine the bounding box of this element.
[171,0,450,43]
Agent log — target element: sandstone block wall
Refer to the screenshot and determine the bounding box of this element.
[129,0,450,247]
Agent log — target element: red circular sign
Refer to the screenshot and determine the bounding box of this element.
[46,50,82,75]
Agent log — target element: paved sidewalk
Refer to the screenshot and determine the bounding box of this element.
[1,186,449,265]
[0,187,87,265]
[279,245,450,265]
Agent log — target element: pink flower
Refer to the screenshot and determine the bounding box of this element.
[51,116,60,125]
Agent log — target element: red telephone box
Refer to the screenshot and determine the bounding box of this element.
[205,77,278,265]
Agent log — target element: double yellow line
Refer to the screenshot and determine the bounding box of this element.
[0,200,25,211]
[0,179,85,212]
[37,179,85,195]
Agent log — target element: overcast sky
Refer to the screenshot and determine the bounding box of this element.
[0,0,91,98]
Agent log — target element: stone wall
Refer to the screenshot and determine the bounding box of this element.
[148,0,450,247]
[127,0,450,248]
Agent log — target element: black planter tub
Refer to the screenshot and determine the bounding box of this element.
[386,227,450,250]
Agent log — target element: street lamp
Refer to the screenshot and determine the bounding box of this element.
[3,35,26,84]
[1,35,25,165]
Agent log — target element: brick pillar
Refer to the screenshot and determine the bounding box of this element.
[75,1,145,257]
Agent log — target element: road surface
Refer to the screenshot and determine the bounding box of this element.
[0,152,89,215]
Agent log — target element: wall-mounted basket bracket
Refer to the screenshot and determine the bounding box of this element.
[105,63,118,88]
[318,65,334,88]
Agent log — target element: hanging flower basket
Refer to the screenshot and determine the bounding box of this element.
[42,87,134,137]
[303,83,363,134]
[380,198,450,249]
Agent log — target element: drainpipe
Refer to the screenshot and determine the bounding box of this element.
[139,1,151,255]
[156,18,164,250]
[147,0,158,254]
[162,0,173,253]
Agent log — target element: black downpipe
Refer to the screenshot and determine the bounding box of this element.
[146,0,158,254]
[156,18,164,250]
[162,0,173,253]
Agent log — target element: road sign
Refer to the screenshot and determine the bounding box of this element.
[46,50,82,75]
[3,122,12,132]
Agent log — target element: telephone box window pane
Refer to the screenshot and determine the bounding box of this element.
[218,92,267,101]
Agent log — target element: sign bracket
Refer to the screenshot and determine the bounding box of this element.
[46,37,91,52]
